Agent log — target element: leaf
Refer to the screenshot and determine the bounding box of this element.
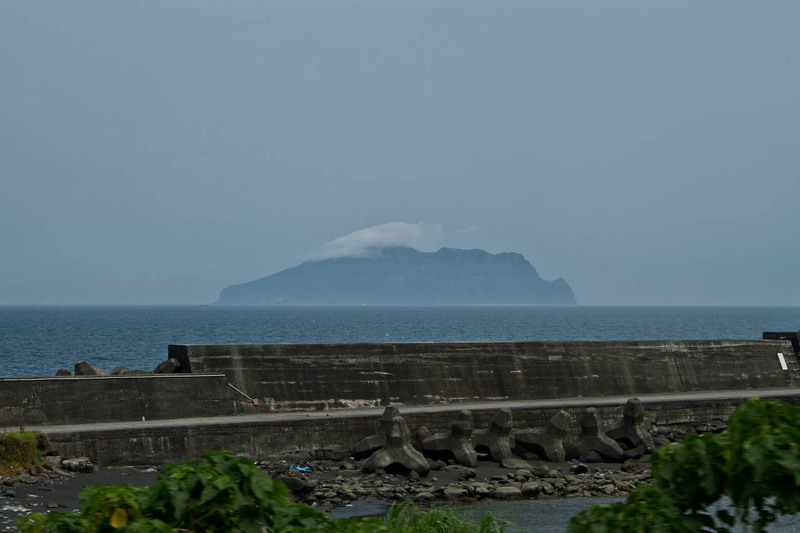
[109,507,128,528]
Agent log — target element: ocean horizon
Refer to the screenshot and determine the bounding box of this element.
[1,305,798,378]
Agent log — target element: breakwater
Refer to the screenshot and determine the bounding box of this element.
[5,337,799,465]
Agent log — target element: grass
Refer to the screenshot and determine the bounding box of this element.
[384,500,509,533]
[0,430,51,476]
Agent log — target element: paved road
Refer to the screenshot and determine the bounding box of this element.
[28,387,800,435]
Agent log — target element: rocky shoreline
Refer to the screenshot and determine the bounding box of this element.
[265,456,653,512]
[0,415,725,529]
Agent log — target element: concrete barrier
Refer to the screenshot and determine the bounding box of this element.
[41,389,800,466]
[0,374,253,427]
[168,340,800,411]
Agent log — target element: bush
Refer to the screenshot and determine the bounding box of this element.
[0,430,51,476]
[18,450,505,532]
[18,451,387,532]
[568,397,800,532]
[384,500,508,533]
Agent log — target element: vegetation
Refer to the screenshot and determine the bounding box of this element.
[17,451,507,533]
[384,501,507,533]
[0,430,51,476]
[568,397,800,532]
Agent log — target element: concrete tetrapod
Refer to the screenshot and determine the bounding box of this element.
[568,408,624,462]
[363,415,430,476]
[421,409,478,467]
[606,397,655,453]
[353,405,401,458]
[514,410,571,463]
[473,408,515,463]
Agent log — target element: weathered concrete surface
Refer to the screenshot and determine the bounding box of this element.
[363,416,430,476]
[34,388,800,466]
[421,409,478,467]
[0,375,253,426]
[169,340,799,411]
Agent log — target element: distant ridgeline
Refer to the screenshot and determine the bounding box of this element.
[215,246,577,306]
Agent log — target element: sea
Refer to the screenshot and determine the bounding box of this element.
[0,305,798,377]
[2,305,800,532]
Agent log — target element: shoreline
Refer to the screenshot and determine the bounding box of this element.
[1,454,651,530]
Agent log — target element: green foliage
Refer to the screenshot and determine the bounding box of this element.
[568,397,800,532]
[0,430,51,475]
[18,451,387,533]
[16,450,508,532]
[384,500,508,533]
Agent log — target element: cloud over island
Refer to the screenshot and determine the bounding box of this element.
[313,222,445,260]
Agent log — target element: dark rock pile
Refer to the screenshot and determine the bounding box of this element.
[55,359,182,377]
[261,456,654,509]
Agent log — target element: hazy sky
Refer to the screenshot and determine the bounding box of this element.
[1,1,798,306]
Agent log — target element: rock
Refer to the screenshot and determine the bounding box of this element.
[500,456,532,470]
[579,451,603,463]
[55,369,71,376]
[653,435,671,448]
[277,475,315,494]
[530,463,551,478]
[43,455,61,468]
[153,358,181,374]
[443,487,469,499]
[61,457,96,473]
[73,361,97,376]
[621,459,640,473]
[111,366,131,376]
[521,481,541,496]
[19,473,39,484]
[570,463,589,474]
[491,485,522,499]
[514,469,533,481]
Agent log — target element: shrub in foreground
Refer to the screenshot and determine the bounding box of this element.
[0,430,51,476]
[568,397,800,532]
[17,451,506,532]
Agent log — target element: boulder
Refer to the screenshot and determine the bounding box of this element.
[73,361,96,376]
[153,358,181,374]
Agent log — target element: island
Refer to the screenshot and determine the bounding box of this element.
[215,246,577,306]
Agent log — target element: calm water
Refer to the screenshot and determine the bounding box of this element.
[0,305,798,377]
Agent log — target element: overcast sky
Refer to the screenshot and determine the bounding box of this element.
[1,1,798,306]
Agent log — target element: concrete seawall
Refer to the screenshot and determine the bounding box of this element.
[0,374,254,427]
[168,340,800,411]
[38,389,800,466]
[4,338,799,465]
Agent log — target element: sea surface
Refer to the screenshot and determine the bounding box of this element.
[1,305,799,377]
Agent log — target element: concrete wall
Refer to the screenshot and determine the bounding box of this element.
[0,374,253,427]
[169,340,800,411]
[45,391,800,466]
